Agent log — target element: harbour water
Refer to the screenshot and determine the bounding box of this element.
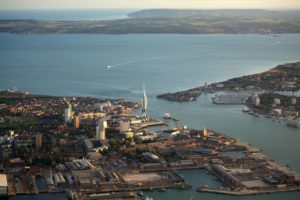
[1,33,300,199]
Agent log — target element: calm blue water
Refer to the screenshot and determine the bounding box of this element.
[0,9,136,20]
[1,33,300,200]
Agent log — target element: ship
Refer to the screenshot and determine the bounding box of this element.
[163,113,172,119]
[286,119,300,128]
[242,107,250,112]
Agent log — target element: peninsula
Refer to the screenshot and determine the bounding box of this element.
[0,9,300,34]
[157,61,300,102]
[157,61,300,128]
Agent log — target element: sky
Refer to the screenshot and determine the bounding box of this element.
[0,0,300,10]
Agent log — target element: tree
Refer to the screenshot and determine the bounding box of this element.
[25,157,33,166]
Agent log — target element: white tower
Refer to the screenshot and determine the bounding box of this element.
[141,85,148,117]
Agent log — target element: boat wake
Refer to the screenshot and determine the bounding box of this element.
[105,56,172,69]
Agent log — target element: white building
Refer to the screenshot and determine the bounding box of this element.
[96,120,107,141]
[274,98,281,105]
[102,101,112,108]
[130,119,142,124]
[251,94,260,106]
[119,121,130,132]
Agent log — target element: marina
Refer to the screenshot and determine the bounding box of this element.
[212,92,255,105]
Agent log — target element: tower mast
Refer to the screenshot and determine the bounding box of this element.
[141,84,148,117]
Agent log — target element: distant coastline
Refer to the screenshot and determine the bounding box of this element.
[0,9,300,34]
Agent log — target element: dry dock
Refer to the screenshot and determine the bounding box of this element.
[82,191,138,200]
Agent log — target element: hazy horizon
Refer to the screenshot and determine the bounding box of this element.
[0,0,300,10]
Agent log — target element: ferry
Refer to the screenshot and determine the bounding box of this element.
[105,65,112,69]
[163,113,172,119]
[242,107,250,112]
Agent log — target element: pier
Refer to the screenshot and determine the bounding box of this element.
[131,120,167,131]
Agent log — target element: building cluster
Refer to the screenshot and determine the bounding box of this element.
[247,93,300,127]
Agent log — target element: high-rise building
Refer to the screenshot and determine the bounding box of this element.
[141,85,148,117]
[251,94,260,106]
[96,120,107,140]
[73,116,80,129]
[64,103,72,123]
[119,120,130,132]
[2,148,12,161]
[0,174,8,195]
[291,98,297,105]
[35,133,43,149]
[203,127,208,137]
